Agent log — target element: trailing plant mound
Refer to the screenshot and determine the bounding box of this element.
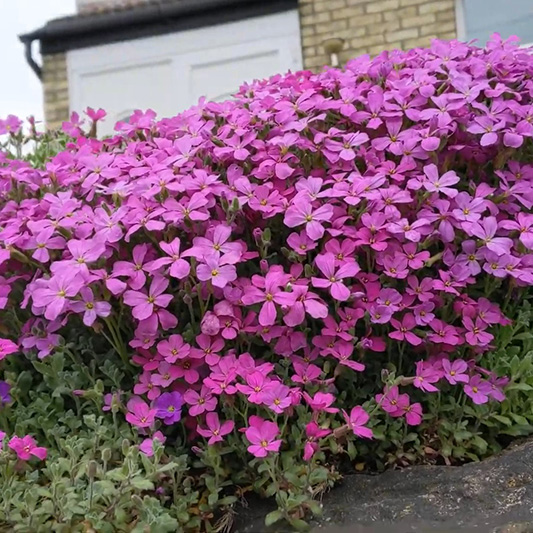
[3,34,533,530]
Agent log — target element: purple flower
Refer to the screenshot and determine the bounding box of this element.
[0,381,11,404]
[154,392,183,425]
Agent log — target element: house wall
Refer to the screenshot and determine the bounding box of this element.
[42,53,70,130]
[40,0,458,128]
[298,0,457,70]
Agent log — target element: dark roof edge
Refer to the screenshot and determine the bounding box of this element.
[19,0,298,55]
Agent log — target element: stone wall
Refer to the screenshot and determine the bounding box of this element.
[298,0,457,70]
[42,53,69,130]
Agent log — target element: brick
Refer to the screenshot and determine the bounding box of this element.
[384,5,417,20]
[347,12,383,28]
[318,19,349,32]
[360,33,387,47]
[368,20,401,35]
[314,0,346,12]
[299,3,314,16]
[400,13,436,29]
[399,0,428,5]
[436,9,456,22]
[366,0,400,13]
[418,1,454,15]
[402,36,431,48]
[439,31,457,40]
[301,25,315,37]
[302,34,322,47]
[420,20,456,36]
[385,28,419,42]
[332,6,363,20]
[300,11,331,25]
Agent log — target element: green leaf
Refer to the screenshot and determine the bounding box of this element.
[265,510,283,527]
[130,477,154,491]
[492,414,512,426]
[289,518,311,531]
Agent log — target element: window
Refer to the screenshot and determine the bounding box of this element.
[457,0,533,45]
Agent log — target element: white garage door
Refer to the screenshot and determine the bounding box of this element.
[67,10,303,136]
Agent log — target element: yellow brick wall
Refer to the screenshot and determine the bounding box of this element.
[299,0,457,70]
[42,53,70,130]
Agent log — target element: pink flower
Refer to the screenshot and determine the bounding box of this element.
[32,272,84,320]
[464,375,492,404]
[403,402,423,426]
[413,361,440,393]
[70,287,111,326]
[184,386,217,416]
[123,276,173,321]
[139,431,166,457]
[241,268,292,326]
[389,313,423,346]
[245,416,282,458]
[342,406,373,439]
[0,338,18,361]
[376,386,408,416]
[422,164,459,197]
[197,412,235,445]
[463,316,493,346]
[196,253,237,288]
[312,253,360,301]
[157,334,191,363]
[125,397,156,428]
[146,238,191,279]
[284,198,334,240]
[260,381,292,414]
[470,217,513,256]
[303,391,338,413]
[442,359,469,385]
[8,435,47,461]
[303,421,331,461]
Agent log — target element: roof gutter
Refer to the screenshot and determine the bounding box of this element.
[19,0,297,68]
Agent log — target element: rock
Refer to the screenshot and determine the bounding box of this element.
[234,438,533,532]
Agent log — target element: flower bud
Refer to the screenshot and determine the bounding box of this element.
[200,311,221,336]
[102,448,112,462]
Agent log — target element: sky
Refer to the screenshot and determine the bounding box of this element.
[0,0,76,124]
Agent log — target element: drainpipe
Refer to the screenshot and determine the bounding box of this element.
[20,35,42,80]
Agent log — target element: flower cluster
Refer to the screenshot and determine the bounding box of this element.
[0,34,531,462]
